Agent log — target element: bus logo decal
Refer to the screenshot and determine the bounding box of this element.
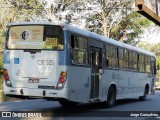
[14,58,19,64]
[21,30,30,40]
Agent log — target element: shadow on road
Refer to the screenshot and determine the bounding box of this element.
[38,98,149,117]
[115,98,149,106]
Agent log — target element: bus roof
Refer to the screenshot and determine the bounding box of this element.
[8,21,62,26]
[8,21,155,57]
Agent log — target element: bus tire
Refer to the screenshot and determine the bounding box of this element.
[105,86,116,108]
[59,99,78,107]
[139,88,147,101]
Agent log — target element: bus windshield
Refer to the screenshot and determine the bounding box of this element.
[7,25,64,50]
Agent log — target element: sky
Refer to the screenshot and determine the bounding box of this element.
[140,25,160,44]
[150,33,160,43]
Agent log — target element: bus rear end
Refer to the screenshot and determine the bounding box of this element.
[3,23,68,100]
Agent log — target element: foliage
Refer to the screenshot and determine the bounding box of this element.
[84,0,152,45]
[111,12,151,45]
[49,0,152,46]
[0,0,46,33]
[138,43,160,73]
[139,43,160,56]
[0,36,4,70]
[85,0,133,36]
[44,0,85,22]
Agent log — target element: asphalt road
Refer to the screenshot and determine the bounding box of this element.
[1,91,160,120]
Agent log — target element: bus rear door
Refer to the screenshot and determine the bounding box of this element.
[90,47,102,100]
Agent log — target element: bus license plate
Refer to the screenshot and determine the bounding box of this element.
[28,78,39,83]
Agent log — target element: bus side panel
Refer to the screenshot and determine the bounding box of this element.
[101,69,119,100]
[118,70,133,99]
[131,72,139,97]
[67,66,91,103]
[137,73,149,96]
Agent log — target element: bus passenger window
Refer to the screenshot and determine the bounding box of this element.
[124,49,129,69]
[106,45,110,67]
[106,45,118,68]
[119,48,124,69]
[129,52,137,70]
[151,57,156,75]
[71,35,88,65]
[145,56,151,73]
[138,54,145,72]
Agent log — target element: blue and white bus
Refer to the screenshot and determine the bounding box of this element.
[3,22,156,107]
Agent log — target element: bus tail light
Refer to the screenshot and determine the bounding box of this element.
[59,78,65,83]
[5,75,9,80]
[3,69,12,87]
[56,71,67,90]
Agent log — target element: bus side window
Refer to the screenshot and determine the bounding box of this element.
[106,45,118,68]
[106,45,110,67]
[138,54,145,72]
[70,35,88,65]
[71,35,74,48]
[119,48,124,69]
[124,49,129,69]
[145,55,151,73]
[129,52,137,71]
[151,57,156,75]
[119,49,128,69]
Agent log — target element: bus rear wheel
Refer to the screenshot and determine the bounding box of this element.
[105,86,116,108]
[59,99,78,107]
[139,88,147,101]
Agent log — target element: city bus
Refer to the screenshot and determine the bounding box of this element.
[3,22,156,107]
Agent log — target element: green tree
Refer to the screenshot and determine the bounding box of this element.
[85,0,151,45]
[138,43,160,76]
[110,12,151,45]
[44,0,152,46]
[85,0,133,36]
[139,43,160,56]
[44,0,85,22]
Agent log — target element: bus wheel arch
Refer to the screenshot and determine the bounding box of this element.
[145,84,149,95]
[58,99,78,107]
[105,84,117,108]
[139,84,149,101]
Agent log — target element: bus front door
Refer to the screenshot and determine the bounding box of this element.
[90,47,102,99]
